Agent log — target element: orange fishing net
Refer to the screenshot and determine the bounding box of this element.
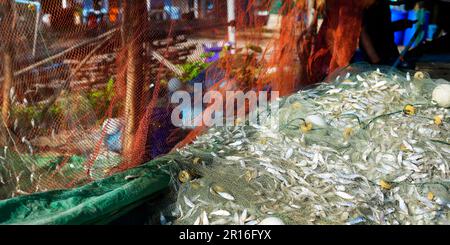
[0,0,370,199]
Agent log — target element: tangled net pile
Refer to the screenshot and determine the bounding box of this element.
[1,0,304,200]
[167,66,449,225]
[1,1,449,225]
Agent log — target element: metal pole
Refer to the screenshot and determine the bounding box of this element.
[307,0,314,26]
[14,0,41,58]
[194,0,199,19]
[227,0,236,52]
[32,4,40,58]
[200,0,206,18]
[146,0,152,21]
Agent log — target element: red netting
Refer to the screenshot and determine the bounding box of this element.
[0,0,370,199]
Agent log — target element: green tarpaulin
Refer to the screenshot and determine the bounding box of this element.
[0,156,172,225]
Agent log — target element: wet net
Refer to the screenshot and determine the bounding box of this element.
[168,66,449,225]
[0,1,448,224]
[0,0,320,201]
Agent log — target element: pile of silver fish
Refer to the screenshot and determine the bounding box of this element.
[166,67,449,225]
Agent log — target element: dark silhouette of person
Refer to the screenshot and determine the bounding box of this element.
[359,0,418,65]
[405,0,450,62]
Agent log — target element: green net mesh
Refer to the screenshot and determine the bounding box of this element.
[167,65,449,225]
[0,1,449,225]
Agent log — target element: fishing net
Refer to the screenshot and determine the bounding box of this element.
[0,0,319,201]
[0,0,231,199]
[168,65,449,225]
[1,0,448,225]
